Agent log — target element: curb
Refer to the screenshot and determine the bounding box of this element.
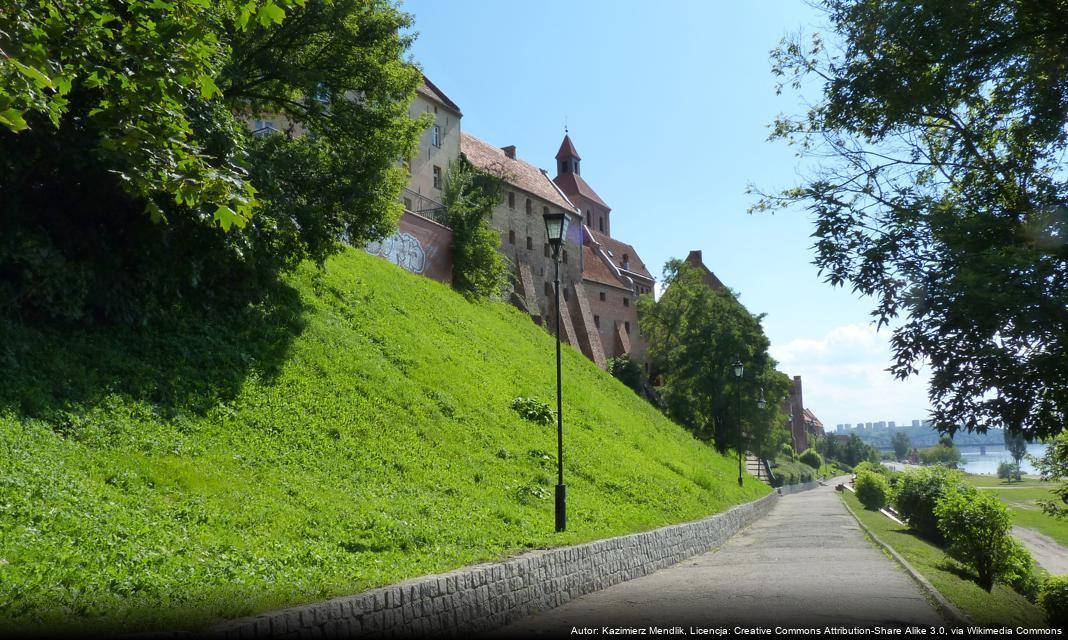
[839,493,972,627]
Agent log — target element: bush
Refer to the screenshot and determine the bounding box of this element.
[935,489,1018,591]
[607,355,645,394]
[510,397,554,426]
[997,461,1022,482]
[918,443,962,467]
[855,472,890,511]
[893,466,972,541]
[770,455,815,487]
[1039,576,1068,628]
[1004,538,1041,602]
[798,448,822,470]
[782,443,795,459]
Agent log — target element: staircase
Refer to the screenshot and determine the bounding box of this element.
[745,454,774,486]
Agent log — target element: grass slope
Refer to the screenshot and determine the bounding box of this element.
[965,475,1068,546]
[0,248,768,633]
[841,491,1044,626]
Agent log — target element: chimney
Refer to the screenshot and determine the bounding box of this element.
[501,145,516,159]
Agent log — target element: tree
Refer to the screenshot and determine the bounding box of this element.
[755,0,1068,441]
[638,259,791,457]
[1030,431,1068,518]
[1004,429,1029,477]
[891,431,911,461]
[441,157,509,299]
[935,489,1030,592]
[607,355,645,395]
[1,0,424,322]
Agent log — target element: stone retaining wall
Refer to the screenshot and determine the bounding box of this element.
[209,492,779,638]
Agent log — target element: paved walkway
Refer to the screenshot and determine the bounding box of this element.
[1014,526,1068,574]
[491,483,944,634]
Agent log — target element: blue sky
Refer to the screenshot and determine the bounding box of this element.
[399,0,933,429]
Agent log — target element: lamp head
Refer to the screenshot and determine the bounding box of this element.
[542,212,569,252]
[732,361,744,378]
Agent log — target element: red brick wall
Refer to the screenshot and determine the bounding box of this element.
[366,212,453,284]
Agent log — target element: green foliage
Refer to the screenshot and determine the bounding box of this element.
[1,0,423,324]
[510,397,554,426]
[0,248,770,632]
[998,462,1022,483]
[893,466,972,541]
[935,489,1027,592]
[442,157,509,299]
[781,443,795,459]
[819,432,879,467]
[891,431,911,460]
[1004,541,1041,603]
[1039,576,1068,628]
[770,454,815,487]
[1004,429,1029,468]
[1031,432,1068,519]
[639,259,791,457]
[798,448,822,470]
[854,471,890,511]
[758,0,1068,440]
[607,355,645,395]
[918,443,963,467]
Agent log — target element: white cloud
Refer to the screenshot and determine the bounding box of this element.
[770,323,932,428]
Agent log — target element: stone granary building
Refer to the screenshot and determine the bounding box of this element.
[373,75,655,370]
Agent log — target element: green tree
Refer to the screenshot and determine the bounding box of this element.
[935,489,1029,592]
[1,0,424,322]
[1030,431,1068,518]
[607,355,645,395]
[1004,429,1029,479]
[756,0,1068,441]
[891,431,911,461]
[441,157,509,299]
[638,259,790,457]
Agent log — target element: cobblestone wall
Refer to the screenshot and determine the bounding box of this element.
[207,492,778,638]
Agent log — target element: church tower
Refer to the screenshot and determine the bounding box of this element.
[553,133,611,236]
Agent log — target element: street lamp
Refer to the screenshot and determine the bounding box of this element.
[733,360,744,487]
[543,211,570,533]
[758,387,766,410]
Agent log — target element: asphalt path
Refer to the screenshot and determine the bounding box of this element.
[490,482,945,635]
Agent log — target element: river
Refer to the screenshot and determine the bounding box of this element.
[959,442,1048,476]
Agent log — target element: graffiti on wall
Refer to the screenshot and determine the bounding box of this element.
[366,232,427,274]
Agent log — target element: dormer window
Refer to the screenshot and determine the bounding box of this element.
[622,254,630,270]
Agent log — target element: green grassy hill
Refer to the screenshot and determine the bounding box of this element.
[0,248,768,633]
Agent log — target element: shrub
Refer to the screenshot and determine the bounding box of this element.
[855,472,890,511]
[1039,576,1068,628]
[893,466,972,541]
[781,443,795,459]
[607,355,644,394]
[997,461,1022,482]
[798,448,822,470]
[769,455,815,487]
[1004,538,1041,602]
[510,397,554,426]
[935,489,1017,591]
[918,443,962,467]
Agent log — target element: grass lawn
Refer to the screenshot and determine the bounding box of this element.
[0,248,768,634]
[965,474,1068,547]
[840,490,1045,627]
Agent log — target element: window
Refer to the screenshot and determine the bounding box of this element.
[564,287,569,301]
[432,124,441,148]
[508,192,515,209]
[594,315,600,328]
[543,206,549,216]
[403,197,413,211]
[623,297,630,307]
[526,236,533,250]
[599,217,604,232]
[562,250,568,264]
[508,230,515,245]
[433,165,442,189]
[544,243,550,258]
[544,282,552,296]
[525,198,532,215]
[599,292,606,302]
[625,321,631,334]
[622,254,630,270]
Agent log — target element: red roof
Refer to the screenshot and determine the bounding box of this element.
[581,245,631,290]
[555,134,581,160]
[418,75,461,115]
[461,132,576,212]
[553,172,610,210]
[588,230,653,282]
[685,250,727,291]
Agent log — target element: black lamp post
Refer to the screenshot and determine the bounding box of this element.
[733,360,744,487]
[543,211,570,533]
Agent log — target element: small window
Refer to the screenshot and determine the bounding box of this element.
[403,197,413,211]
[525,198,532,215]
[526,236,533,250]
[562,250,568,264]
[599,217,604,232]
[623,297,630,307]
[599,292,606,302]
[508,230,515,245]
[433,165,442,189]
[508,192,515,209]
[625,321,631,334]
[622,254,630,270]
[544,282,552,296]
[564,287,569,301]
[544,243,550,258]
[594,315,600,328]
[432,124,441,148]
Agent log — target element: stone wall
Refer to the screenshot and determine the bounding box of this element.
[208,492,778,638]
[777,480,821,495]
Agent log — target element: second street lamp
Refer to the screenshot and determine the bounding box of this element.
[543,211,570,533]
[733,360,744,487]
